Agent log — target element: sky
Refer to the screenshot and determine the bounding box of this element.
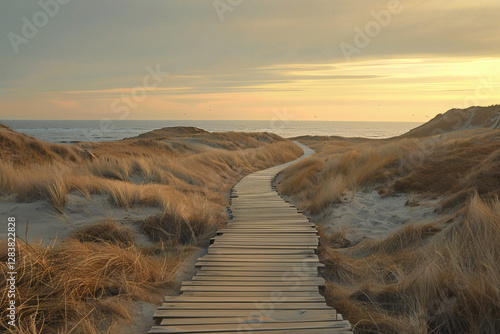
[0,0,499,122]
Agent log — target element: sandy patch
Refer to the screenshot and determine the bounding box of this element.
[0,193,160,245]
[318,190,442,244]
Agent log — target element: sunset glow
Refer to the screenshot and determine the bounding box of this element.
[1,1,499,121]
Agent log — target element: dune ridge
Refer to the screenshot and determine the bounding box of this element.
[400,105,500,138]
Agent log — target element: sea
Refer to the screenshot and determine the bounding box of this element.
[1,120,423,144]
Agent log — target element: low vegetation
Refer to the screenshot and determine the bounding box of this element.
[276,125,500,333]
[0,125,303,333]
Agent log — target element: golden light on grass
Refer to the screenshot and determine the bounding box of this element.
[277,125,500,333]
[0,125,303,332]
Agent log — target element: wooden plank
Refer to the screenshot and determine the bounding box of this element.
[199,256,318,262]
[195,271,319,277]
[164,296,325,303]
[220,230,314,233]
[149,320,351,333]
[153,309,336,319]
[212,240,319,245]
[211,243,319,247]
[212,243,318,247]
[209,245,318,250]
[201,254,318,258]
[213,236,319,240]
[180,286,319,293]
[179,291,322,297]
[208,249,316,255]
[157,313,338,326]
[192,276,322,282]
[226,222,313,225]
[212,239,319,243]
[198,266,322,272]
[150,328,351,334]
[182,281,325,287]
[223,224,314,228]
[158,302,327,310]
[196,261,324,267]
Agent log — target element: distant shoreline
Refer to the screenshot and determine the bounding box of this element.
[0,119,424,143]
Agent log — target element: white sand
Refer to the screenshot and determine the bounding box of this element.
[317,190,442,244]
[0,192,160,245]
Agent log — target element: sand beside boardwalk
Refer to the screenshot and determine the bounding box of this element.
[0,193,160,245]
[317,190,442,244]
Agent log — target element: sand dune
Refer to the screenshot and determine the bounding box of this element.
[276,106,500,333]
[400,105,500,138]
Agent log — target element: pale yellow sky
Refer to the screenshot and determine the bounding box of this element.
[1,1,499,122]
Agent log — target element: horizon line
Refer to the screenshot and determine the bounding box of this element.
[1,119,425,123]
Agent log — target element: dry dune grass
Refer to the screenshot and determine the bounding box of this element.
[0,128,82,166]
[320,195,500,333]
[0,128,301,217]
[277,129,500,333]
[277,137,421,214]
[279,129,500,214]
[0,237,185,334]
[0,126,303,332]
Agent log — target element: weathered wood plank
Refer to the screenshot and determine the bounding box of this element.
[149,320,352,333]
[198,266,322,272]
[179,291,322,297]
[180,286,320,293]
[208,249,316,255]
[192,276,321,282]
[218,231,317,234]
[153,309,336,319]
[157,313,338,325]
[158,302,328,310]
[195,271,319,277]
[164,296,325,303]
[201,254,318,259]
[199,256,319,262]
[182,278,325,287]
[213,236,319,240]
[161,314,338,326]
[150,328,351,334]
[208,247,318,254]
[196,261,324,267]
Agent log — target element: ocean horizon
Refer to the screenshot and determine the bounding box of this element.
[1,120,423,144]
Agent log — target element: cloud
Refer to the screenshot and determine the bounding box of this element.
[0,0,499,121]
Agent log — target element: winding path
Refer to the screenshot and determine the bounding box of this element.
[150,142,352,333]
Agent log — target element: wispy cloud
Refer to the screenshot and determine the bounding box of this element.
[0,1,499,121]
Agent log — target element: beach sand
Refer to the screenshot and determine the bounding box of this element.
[0,193,159,246]
[319,190,442,244]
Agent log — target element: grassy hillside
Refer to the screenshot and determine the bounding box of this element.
[0,125,303,333]
[276,113,500,333]
[399,105,500,139]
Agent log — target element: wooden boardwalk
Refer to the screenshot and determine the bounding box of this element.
[150,143,352,333]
